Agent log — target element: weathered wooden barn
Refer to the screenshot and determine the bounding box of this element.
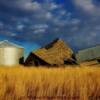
[76,45,100,63]
[24,38,75,66]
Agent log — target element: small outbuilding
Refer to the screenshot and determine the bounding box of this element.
[76,45,100,63]
[0,40,24,66]
[25,38,75,66]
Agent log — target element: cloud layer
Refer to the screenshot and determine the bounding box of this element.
[0,0,100,51]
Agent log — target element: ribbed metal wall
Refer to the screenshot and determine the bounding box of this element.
[76,46,100,63]
[0,47,24,66]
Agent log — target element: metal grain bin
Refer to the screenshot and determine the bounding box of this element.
[0,40,24,66]
[76,45,100,63]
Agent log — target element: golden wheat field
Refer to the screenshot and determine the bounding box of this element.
[0,65,100,100]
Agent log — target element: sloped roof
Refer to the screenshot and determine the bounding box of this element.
[76,45,100,62]
[0,40,23,48]
[32,38,73,65]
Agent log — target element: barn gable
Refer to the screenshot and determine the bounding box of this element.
[24,53,51,66]
[25,38,74,66]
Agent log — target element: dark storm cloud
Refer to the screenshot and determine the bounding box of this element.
[0,0,42,14]
[0,0,100,50]
[0,0,76,41]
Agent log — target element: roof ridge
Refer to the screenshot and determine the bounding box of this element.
[44,38,64,49]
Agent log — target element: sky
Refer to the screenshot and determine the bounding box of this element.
[0,0,100,56]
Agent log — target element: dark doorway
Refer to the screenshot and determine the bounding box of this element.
[34,60,39,66]
[19,57,24,64]
[98,59,100,63]
[64,59,72,64]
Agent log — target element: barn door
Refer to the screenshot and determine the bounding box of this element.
[34,60,40,66]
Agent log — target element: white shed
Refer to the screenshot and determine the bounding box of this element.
[0,40,24,66]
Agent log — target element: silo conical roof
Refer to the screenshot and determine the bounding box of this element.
[0,40,23,48]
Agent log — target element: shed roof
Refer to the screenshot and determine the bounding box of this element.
[0,40,23,48]
[76,45,100,62]
[32,38,73,65]
[78,45,100,53]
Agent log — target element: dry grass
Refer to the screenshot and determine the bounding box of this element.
[0,65,100,100]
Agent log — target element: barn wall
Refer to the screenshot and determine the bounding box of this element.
[0,47,24,66]
[24,53,35,66]
[24,53,50,66]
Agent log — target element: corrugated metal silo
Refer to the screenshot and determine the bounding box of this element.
[0,40,24,66]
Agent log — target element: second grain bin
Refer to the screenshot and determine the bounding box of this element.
[0,40,24,66]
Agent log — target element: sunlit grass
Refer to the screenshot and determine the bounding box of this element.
[0,65,100,100]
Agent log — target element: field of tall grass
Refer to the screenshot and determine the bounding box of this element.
[0,65,100,100]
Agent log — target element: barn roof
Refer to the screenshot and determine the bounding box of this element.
[32,38,73,65]
[0,40,23,48]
